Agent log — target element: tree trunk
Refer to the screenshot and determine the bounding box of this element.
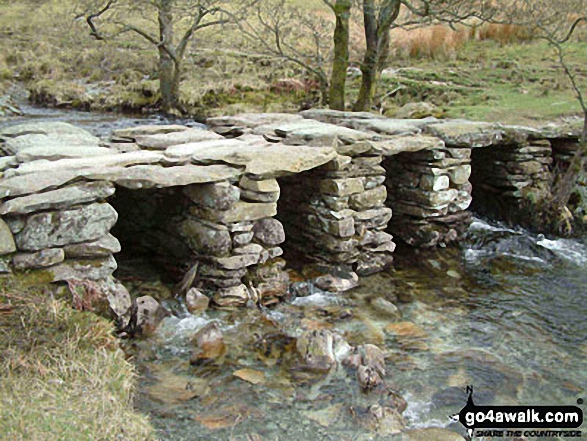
[157,0,178,114]
[353,0,377,112]
[328,0,352,110]
[353,0,400,112]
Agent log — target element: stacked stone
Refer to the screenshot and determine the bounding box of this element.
[384,146,473,247]
[277,145,394,276]
[178,178,287,307]
[549,138,580,171]
[0,181,120,280]
[470,139,553,222]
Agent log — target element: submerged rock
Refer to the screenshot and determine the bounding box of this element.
[190,322,226,364]
[135,295,169,335]
[186,288,210,314]
[296,329,352,372]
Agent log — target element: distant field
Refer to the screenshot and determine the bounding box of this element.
[0,0,585,123]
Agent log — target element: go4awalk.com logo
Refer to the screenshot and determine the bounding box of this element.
[450,386,584,439]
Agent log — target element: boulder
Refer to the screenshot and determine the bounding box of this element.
[394,102,441,119]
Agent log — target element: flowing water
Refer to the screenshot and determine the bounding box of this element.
[123,218,586,441]
[2,107,586,440]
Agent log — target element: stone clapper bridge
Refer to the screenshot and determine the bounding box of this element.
[0,110,582,324]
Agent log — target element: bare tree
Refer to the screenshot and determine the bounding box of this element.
[237,0,334,106]
[83,0,246,114]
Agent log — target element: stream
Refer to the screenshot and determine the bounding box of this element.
[1,106,586,440]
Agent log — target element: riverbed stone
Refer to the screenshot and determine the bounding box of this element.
[135,296,169,335]
[0,182,115,215]
[191,322,227,363]
[63,234,121,258]
[15,203,118,251]
[12,248,65,270]
[296,329,352,372]
[0,219,16,255]
[183,182,241,210]
[186,288,210,313]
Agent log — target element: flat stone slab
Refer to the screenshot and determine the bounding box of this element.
[300,109,386,123]
[207,113,303,129]
[0,182,115,215]
[165,139,245,163]
[6,150,164,177]
[134,129,224,149]
[189,142,338,178]
[2,133,101,155]
[342,118,437,136]
[87,164,243,189]
[15,145,116,163]
[0,121,99,140]
[425,120,504,147]
[253,119,372,145]
[369,135,445,156]
[111,124,189,139]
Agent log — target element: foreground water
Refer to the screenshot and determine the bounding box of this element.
[2,107,585,440]
[121,219,587,441]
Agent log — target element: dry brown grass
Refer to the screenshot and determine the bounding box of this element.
[389,25,469,60]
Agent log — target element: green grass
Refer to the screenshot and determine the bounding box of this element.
[0,275,155,441]
[377,39,587,124]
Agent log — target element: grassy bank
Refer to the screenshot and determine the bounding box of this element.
[0,1,585,123]
[0,275,155,441]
